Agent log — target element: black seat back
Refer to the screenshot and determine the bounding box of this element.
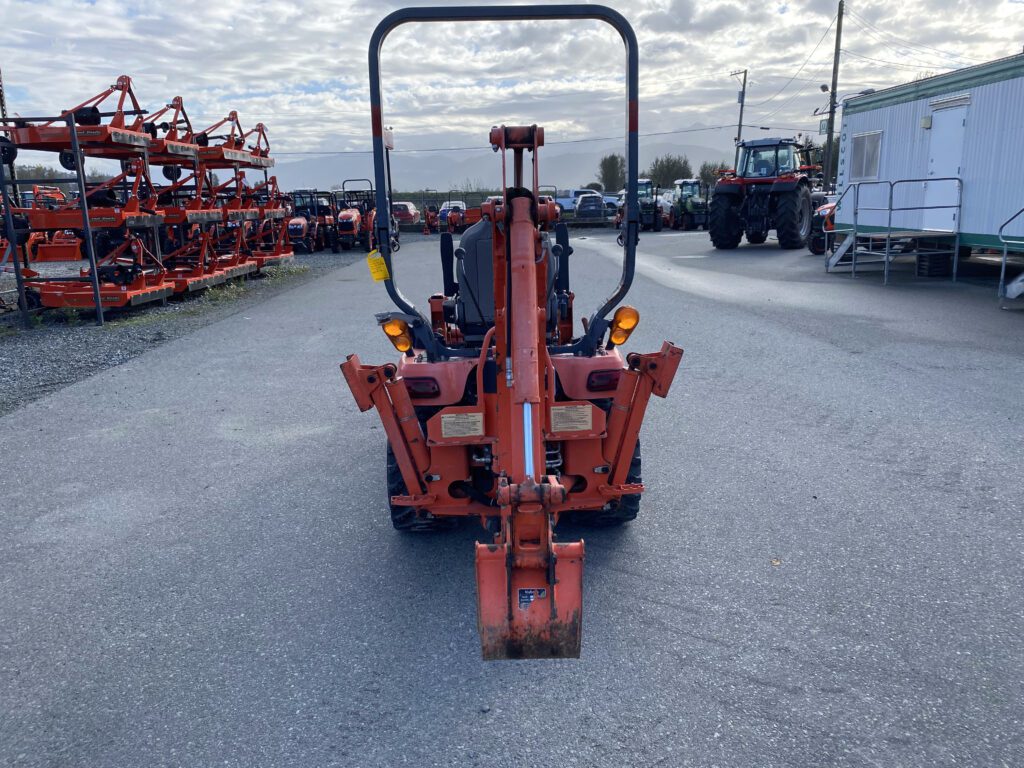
[455,220,494,341]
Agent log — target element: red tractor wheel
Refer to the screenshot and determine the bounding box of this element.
[775,186,812,249]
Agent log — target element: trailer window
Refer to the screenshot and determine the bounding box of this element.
[851,131,882,180]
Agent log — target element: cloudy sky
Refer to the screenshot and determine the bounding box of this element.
[2,0,1022,182]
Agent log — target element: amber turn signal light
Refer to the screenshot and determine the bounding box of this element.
[608,306,639,347]
[381,318,414,353]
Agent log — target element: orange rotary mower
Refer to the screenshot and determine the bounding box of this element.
[341,5,682,660]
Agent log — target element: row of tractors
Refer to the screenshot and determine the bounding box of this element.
[282,187,499,254]
[612,178,710,233]
[0,75,292,324]
[284,181,397,254]
[285,135,832,267]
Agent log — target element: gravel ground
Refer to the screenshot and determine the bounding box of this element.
[0,248,361,416]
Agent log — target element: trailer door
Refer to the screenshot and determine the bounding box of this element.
[923,106,966,231]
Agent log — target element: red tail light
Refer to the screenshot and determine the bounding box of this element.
[586,369,622,392]
[405,377,441,398]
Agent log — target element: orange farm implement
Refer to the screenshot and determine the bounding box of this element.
[0,78,285,328]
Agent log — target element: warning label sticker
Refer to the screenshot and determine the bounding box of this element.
[550,404,593,433]
[518,588,547,610]
[440,411,484,438]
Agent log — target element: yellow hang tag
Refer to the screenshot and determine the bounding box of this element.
[366,249,390,282]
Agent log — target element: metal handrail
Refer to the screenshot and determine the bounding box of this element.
[888,177,962,284]
[824,183,857,272]
[997,206,1024,298]
[848,180,890,277]
[833,177,962,283]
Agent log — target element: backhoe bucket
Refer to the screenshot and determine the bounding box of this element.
[475,540,584,660]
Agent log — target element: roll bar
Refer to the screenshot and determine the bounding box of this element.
[368,5,639,352]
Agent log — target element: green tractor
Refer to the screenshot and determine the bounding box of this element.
[638,177,663,232]
[669,178,708,231]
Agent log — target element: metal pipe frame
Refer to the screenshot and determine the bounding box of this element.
[367,5,639,357]
[0,161,32,328]
[997,206,1024,299]
[67,114,105,325]
[840,178,962,284]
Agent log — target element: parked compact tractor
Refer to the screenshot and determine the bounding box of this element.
[288,189,339,253]
[637,178,662,231]
[669,178,708,231]
[709,137,817,249]
[614,178,660,231]
[341,5,682,660]
[442,192,484,233]
[421,189,441,234]
[338,179,378,251]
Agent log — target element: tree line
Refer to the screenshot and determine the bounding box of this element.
[597,153,730,193]
[8,163,112,188]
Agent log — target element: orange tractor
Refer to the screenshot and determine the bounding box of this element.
[342,5,681,659]
[337,179,377,251]
[421,188,441,234]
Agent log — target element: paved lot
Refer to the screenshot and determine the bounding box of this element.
[1,231,1021,767]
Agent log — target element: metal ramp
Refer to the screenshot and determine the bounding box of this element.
[825,178,962,285]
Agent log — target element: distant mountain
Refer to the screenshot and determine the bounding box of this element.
[270,139,732,193]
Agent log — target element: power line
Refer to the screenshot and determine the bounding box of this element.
[845,14,973,71]
[841,48,956,73]
[846,9,983,65]
[272,123,815,156]
[756,65,832,120]
[745,15,837,108]
[845,16,945,69]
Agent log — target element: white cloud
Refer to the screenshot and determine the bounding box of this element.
[1,0,1021,182]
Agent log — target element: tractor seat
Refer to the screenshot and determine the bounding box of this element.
[455,219,494,341]
[453,193,560,346]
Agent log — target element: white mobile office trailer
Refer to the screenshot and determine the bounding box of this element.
[833,53,1024,289]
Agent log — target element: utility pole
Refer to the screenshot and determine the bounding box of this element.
[731,69,747,171]
[823,0,844,191]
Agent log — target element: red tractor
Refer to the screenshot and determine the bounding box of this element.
[709,137,817,249]
[340,5,682,659]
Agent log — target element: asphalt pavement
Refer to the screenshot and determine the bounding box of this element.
[1,231,1021,767]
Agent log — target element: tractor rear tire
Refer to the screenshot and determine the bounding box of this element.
[775,185,812,249]
[746,231,767,245]
[575,441,642,527]
[709,194,743,249]
[386,443,457,532]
